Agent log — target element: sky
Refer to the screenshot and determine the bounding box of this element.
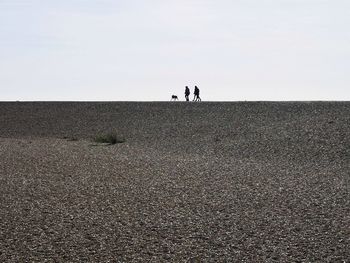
[0,0,349,101]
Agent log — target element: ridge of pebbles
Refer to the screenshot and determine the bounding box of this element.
[0,102,349,262]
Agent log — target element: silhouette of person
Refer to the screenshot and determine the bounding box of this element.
[193,86,201,101]
[185,86,190,101]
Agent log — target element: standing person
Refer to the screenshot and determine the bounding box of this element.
[185,86,190,101]
[193,86,201,101]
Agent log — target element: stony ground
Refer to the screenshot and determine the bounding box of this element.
[0,102,349,262]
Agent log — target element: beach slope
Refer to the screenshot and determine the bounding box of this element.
[0,102,349,261]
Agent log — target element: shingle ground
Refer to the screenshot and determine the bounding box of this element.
[0,102,349,262]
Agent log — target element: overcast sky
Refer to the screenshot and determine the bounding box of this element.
[1,0,349,101]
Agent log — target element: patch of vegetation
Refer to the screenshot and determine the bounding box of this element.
[93,133,125,145]
[63,136,78,141]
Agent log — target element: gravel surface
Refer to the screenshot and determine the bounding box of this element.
[0,101,349,262]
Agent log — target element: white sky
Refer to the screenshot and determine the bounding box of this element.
[1,0,349,101]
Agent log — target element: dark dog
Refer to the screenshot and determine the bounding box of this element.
[171,95,178,101]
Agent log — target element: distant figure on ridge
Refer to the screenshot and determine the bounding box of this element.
[193,86,201,101]
[171,95,178,101]
[185,86,190,101]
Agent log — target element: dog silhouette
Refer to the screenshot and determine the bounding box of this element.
[171,95,178,101]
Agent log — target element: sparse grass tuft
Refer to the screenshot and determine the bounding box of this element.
[63,136,78,141]
[93,133,125,145]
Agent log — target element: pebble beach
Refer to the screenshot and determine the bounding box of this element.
[0,101,349,262]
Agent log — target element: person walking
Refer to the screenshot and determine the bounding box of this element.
[193,86,201,101]
[185,86,190,101]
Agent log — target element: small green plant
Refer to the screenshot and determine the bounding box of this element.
[93,133,125,145]
[63,136,78,141]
